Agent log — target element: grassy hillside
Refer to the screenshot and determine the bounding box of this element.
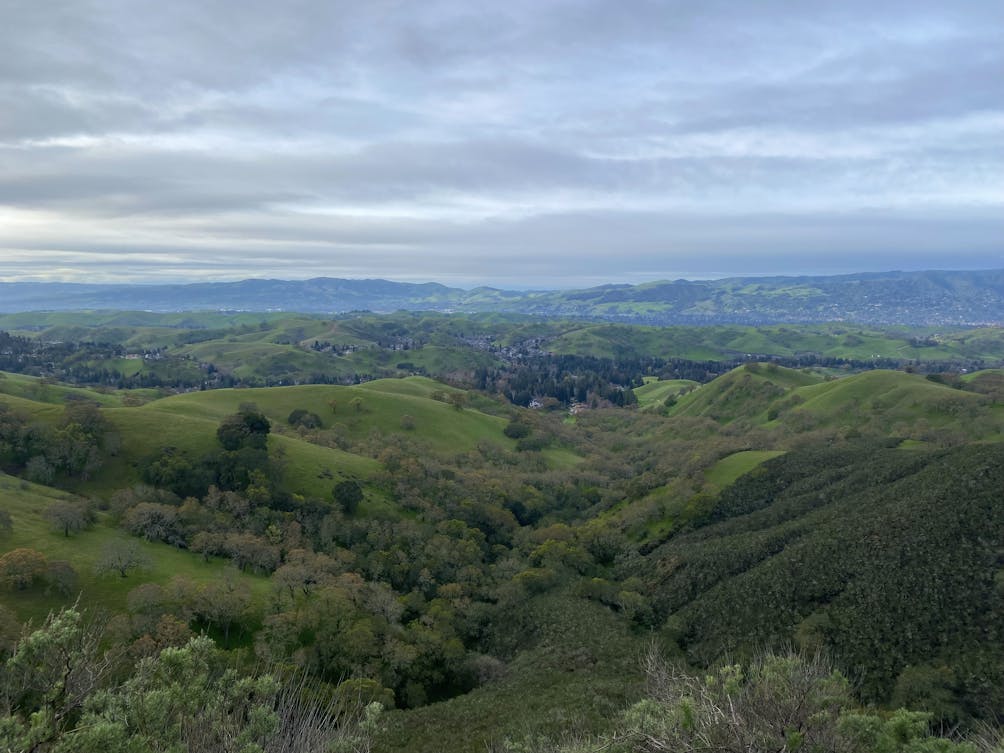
[0,310,298,332]
[703,450,786,490]
[89,404,380,501]
[0,473,267,624]
[597,363,1004,553]
[786,369,999,435]
[634,379,700,410]
[546,322,1004,362]
[0,371,128,407]
[140,377,513,456]
[7,313,1004,400]
[662,364,1003,440]
[1,373,536,510]
[668,364,823,424]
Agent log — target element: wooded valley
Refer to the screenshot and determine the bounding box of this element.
[1,312,1002,752]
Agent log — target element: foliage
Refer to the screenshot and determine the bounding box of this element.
[332,480,363,516]
[0,548,48,590]
[0,607,116,751]
[497,651,987,753]
[44,498,94,538]
[288,408,323,429]
[0,606,378,753]
[645,441,1004,718]
[503,420,531,439]
[618,649,856,753]
[141,446,215,498]
[217,406,271,451]
[95,541,152,578]
[0,400,112,483]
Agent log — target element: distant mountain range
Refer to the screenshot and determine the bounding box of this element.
[2,269,1004,326]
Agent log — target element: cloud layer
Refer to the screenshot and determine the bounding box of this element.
[1,0,1002,286]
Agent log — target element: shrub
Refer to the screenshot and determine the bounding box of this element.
[333,480,363,516]
[288,409,323,429]
[0,548,47,590]
[503,421,531,439]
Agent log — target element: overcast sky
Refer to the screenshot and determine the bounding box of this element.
[1,0,1001,288]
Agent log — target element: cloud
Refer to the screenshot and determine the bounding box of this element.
[0,0,1001,286]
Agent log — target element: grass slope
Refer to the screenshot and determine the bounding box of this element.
[663,364,1004,440]
[634,379,700,410]
[546,322,1004,363]
[0,473,267,624]
[0,371,126,407]
[787,369,996,433]
[2,374,523,504]
[93,402,380,500]
[703,450,786,491]
[141,377,512,456]
[669,364,822,424]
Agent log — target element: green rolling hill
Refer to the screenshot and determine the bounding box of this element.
[664,363,1003,439]
[667,364,824,424]
[634,379,700,410]
[0,373,524,503]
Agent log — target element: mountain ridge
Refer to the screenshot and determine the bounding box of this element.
[2,268,1004,325]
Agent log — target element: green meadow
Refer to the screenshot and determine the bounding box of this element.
[634,378,700,409]
[703,449,786,490]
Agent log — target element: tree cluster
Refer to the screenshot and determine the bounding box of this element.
[0,400,114,484]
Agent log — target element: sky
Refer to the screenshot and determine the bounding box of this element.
[0,0,1002,288]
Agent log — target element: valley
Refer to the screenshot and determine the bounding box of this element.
[1,311,1003,751]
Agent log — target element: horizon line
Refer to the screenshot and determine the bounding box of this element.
[2,265,1003,292]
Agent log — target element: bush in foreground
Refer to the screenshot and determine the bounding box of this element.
[492,649,998,753]
[0,606,379,753]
